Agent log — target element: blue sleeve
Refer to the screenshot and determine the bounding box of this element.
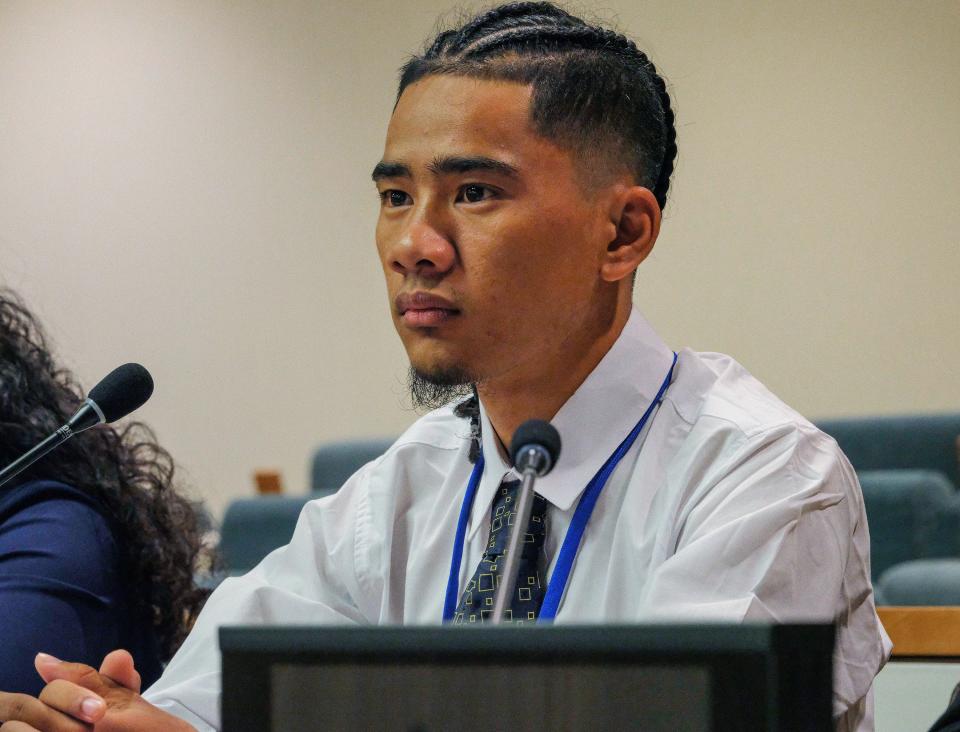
[0,483,124,696]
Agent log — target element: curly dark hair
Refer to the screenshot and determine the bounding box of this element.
[0,288,211,660]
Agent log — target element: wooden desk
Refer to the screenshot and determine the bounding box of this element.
[879,606,960,657]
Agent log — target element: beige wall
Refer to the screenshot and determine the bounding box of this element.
[1,1,958,518]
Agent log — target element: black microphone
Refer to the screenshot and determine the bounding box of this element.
[0,363,154,489]
[510,419,562,478]
[490,419,562,624]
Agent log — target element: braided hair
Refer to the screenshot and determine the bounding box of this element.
[402,3,677,461]
[398,2,676,207]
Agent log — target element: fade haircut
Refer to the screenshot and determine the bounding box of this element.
[396,1,677,208]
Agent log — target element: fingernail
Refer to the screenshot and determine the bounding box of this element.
[36,652,62,665]
[81,697,105,718]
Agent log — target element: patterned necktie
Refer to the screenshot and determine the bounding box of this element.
[453,478,548,624]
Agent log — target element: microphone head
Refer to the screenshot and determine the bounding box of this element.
[87,363,154,423]
[510,419,561,477]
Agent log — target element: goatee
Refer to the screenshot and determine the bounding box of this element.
[407,365,473,411]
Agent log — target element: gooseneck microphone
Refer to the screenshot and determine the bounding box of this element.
[0,363,154,489]
[490,419,562,625]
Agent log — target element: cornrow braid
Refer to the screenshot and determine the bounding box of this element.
[648,71,677,211]
[460,25,611,58]
[584,25,678,209]
[454,2,577,44]
[425,28,460,57]
[399,2,678,459]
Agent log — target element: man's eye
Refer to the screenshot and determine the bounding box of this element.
[381,190,411,207]
[458,185,494,204]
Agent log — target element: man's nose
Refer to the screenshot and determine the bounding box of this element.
[389,219,456,277]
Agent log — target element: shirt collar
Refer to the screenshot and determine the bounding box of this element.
[468,307,674,538]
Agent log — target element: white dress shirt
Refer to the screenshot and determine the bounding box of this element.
[145,308,891,731]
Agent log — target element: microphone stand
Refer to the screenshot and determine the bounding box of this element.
[0,426,74,489]
[490,446,545,625]
[0,399,104,489]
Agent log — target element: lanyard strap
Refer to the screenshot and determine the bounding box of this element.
[443,351,678,623]
[442,453,485,621]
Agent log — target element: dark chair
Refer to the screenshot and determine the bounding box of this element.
[859,470,960,582]
[219,495,312,574]
[309,437,395,493]
[816,413,960,490]
[217,438,395,576]
[876,559,960,606]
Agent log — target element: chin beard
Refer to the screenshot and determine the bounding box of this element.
[407,365,474,411]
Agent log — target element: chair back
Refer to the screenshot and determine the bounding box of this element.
[219,495,311,574]
[816,413,960,489]
[859,469,960,581]
[310,437,395,493]
[877,559,960,606]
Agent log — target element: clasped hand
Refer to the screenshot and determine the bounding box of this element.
[0,651,193,731]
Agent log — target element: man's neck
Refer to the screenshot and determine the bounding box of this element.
[478,299,632,451]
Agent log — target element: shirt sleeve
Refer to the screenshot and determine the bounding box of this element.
[638,422,891,729]
[144,465,377,731]
[0,486,122,697]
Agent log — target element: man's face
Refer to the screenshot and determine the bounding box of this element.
[374,75,613,390]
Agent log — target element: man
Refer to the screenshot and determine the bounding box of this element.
[0,2,890,730]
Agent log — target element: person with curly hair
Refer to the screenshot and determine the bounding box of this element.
[0,288,210,697]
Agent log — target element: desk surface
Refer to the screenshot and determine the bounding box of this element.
[878,607,960,657]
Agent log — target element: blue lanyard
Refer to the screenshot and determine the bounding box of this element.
[442,352,678,623]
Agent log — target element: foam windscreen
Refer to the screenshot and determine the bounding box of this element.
[87,363,154,423]
[510,419,561,470]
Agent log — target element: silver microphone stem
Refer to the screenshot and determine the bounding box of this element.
[490,464,539,625]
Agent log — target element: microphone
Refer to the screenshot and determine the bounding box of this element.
[0,363,154,489]
[510,419,562,478]
[490,419,561,625]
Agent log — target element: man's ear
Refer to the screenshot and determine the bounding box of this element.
[600,186,661,283]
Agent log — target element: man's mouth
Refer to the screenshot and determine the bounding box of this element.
[395,291,460,327]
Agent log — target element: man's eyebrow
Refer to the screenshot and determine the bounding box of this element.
[371,161,411,181]
[371,156,520,182]
[428,156,520,178]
